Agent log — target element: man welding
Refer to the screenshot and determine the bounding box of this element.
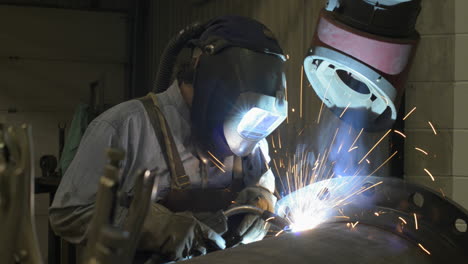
[49,16,288,262]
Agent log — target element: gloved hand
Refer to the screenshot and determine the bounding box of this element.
[138,203,226,261]
[228,186,277,245]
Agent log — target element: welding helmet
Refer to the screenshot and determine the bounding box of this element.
[190,16,288,158]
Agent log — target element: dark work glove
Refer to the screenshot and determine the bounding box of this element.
[228,186,277,245]
[138,203,226,262]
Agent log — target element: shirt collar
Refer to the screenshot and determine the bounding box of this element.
[157,80,191,123]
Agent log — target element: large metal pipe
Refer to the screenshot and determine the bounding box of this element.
[183,176,468,263]
[184,222,437,264]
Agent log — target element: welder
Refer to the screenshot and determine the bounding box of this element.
[49,15,288,263]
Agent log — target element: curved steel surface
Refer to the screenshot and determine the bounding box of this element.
[184,176,468,263]
[184,222,436,264]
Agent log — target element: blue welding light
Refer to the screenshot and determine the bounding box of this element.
[237,107,281,141]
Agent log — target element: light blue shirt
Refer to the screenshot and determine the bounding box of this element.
[49,81,274,243]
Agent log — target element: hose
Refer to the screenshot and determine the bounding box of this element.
[153,22,206,93]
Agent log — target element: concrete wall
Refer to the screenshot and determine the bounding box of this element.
[0,5,128,261]
[405,0,468,210]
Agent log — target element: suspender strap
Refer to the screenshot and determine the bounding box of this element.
[138,93,191,189]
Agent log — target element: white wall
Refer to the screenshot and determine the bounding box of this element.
[0,5,128,261]
[405,0,468,210]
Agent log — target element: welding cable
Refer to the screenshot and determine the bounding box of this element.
[153,22,206,93]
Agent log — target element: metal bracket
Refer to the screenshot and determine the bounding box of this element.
[83,149,156,264]
[0,124,43,264]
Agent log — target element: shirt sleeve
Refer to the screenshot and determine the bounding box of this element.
[49,119,120,244]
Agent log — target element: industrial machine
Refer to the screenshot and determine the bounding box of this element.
[305,0,421,131]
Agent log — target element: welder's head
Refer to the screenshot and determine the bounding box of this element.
[189,15,288,158]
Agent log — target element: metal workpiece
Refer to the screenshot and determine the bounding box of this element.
[0,124,43,264]
[84,148,126,260]
[106,148,125,169]
[183,222,434,264]
[83,149,156,264]
[83,164,120,264]
[184,176,467,263]
[277,176,468,262]
[121,170,157,263]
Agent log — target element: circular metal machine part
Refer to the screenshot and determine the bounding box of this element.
[305,7,420,131]
[183,176,468,263]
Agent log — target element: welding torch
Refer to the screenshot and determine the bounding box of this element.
[224,205,291,231]
[216,205,291,249]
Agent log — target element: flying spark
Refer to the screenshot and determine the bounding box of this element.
[337,143,344,154]
[285,80,289,123]
[209,157,226,173]
[298,127,305,136]
[413,213,418,230]
[355,181,383,196]
[393,130,406,138]
[300,65,304,118]
[207,151,226,168]
[264,217,275,229]
[418,243,431,255]
[275,230,285,237]
[367,151,398,177]
[349,128,363,151]
[415,147,428,155]
[428,121,437,135]
[335,181,383,207]
[278,131,283,149]
[439,188,446,198]
[316,76,333,124]
[348,146,358,152]
[335,216,350,219]
[398,217,407,225]
[424,168,435,181]
[339,103,351,118]
[358,129,392,164]
[403,107,417,120]
[273,100,418,235]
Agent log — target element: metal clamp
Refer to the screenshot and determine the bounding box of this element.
[0,124,43,264]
